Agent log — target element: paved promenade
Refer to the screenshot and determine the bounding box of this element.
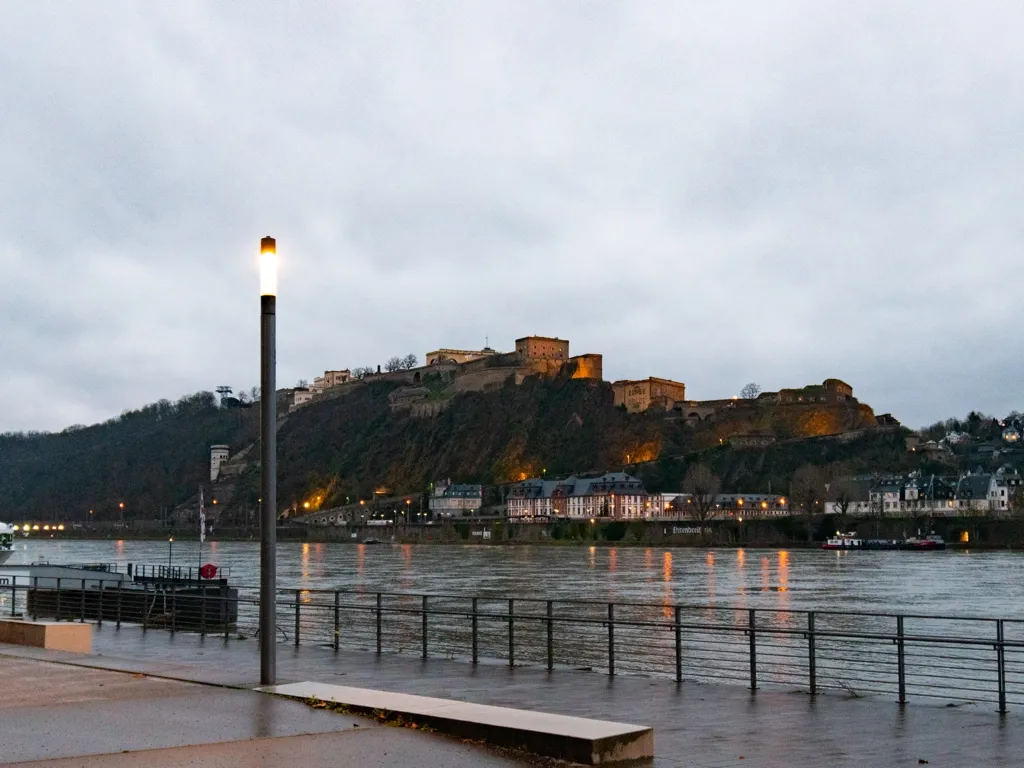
[0,654,537,767]
[2,624,1020,767]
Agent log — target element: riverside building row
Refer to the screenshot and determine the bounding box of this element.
[506,473,790,522]
[824,468,1022,518]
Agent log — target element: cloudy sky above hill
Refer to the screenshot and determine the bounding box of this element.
[2,2,1021,432]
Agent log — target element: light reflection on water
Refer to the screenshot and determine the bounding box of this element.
[6,540,1024,618]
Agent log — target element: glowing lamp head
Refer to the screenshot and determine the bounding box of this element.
[260,236,278,296]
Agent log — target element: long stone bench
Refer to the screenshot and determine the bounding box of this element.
[262,681,653,765]
[0,620,92,653]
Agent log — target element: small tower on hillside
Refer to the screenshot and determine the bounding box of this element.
[210,445,230,482]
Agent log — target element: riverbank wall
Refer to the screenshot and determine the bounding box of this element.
[36,516,1024,548]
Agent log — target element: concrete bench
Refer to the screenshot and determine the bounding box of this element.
[262,681,653,765]
[0,620,92,653]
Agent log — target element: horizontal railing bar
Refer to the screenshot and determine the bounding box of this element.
[16,581,1024,627]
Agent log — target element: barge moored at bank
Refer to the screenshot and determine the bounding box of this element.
[822,533,946,551]
[0,562,238,630]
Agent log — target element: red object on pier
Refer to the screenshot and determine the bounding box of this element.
[199,563,217,580]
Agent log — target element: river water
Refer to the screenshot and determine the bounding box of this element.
[9,539,1024,619]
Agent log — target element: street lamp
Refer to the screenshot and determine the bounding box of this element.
[259,235,278,686]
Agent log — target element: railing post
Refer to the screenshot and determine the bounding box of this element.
[97,581,104,627]
[80,578,86,622]
[675,606,682,684]
[333,591,340,651]
[608,603,615,676]
[897,615,906,706]
[222,585,230,641]
[116,581,122,629]
[508,598,515,668]
[997,619,1007,715]
[748,609,757,691]
[294,590,301,647]
[10,580,16,617]
[376,593,382,655]
[472,598,479,665]
[807,611,816,695]
[546,600,554,671]
[422,595,429,659]
[32,577,38,620]
[56,578,62,621]
[142,583,149,633]
[171,589,177,634]
[200,586,207,638]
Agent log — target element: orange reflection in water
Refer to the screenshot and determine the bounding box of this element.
[644,548,654,570]
[662,552,675,618]
[301,542,310,579]
[737,549,745,567]
[115,540,124,554]
[356,544,365,580]
[761,556,770,592]
[588,546,597,569]
[209,541,218,553]
[609,548,617,572]
[663,551,673,583]
[706,551,717,600]
[778,550,789,592]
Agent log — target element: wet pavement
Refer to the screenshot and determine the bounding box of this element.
[0,656,533,767]
[2,624,1021,767]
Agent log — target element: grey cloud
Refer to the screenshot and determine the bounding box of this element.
[1,1,1022,433]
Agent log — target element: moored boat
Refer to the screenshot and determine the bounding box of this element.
[822,533,864,550]
[821,532,946,551]
[903,534,946,551]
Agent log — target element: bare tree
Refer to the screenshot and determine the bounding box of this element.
[1011,486,1024,519]
[250,386,260,403]
[238,390,251,405]
[683,464,721,524]
[352,367,373,379]
[216,386,232,404]
[791,465,826,543]
[828,477,856,532]
[400,353,418,370]
[740,382,761,400]
[867,473,886,537]
[384,356,404,373]
[296,378,309,389]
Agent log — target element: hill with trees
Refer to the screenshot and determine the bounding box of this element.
[1,374,1017,523]
[0,392,258,521]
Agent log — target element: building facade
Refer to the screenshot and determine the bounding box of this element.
[515,336,569,362]
[429,480,484,518]
[612,377,687,413]
[651,493,789,519]
[507,472,648,521]
[823,471,1015,517]
[290,388,315,411]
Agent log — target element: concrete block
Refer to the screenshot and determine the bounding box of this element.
[0,620,92,653]
[262,681,653,765]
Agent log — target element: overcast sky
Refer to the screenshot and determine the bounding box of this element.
[2,2,1021,433]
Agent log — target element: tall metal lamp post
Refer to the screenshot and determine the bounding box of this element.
[259,236,278,686]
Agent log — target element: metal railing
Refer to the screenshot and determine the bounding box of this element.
[3,579,1021,713]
